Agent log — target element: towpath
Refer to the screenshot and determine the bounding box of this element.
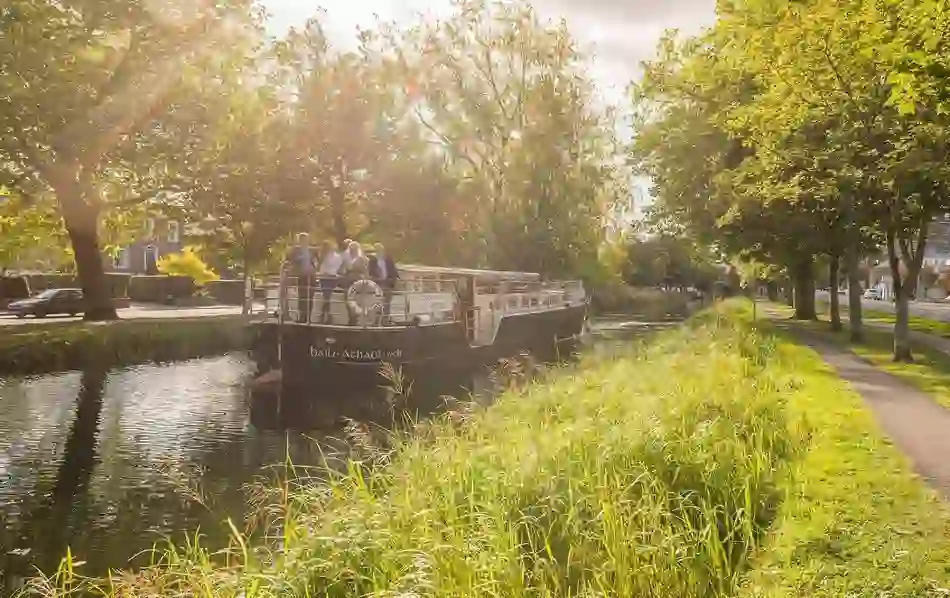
[773,318,950,499]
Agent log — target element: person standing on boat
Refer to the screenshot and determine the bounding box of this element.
[284,232,316,323]
[340,238,355,270]
[316,239,343,323]
[342,241,369,325]
[369,242,398,324]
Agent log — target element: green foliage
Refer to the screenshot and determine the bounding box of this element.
[633,0,950,357]
[748,307,950,597]
[371,0,626,278]
[0,195,71,273]
[4,0,625,311]
[623,235,720,292]
[156,247,218,286]
[0,0,266,317]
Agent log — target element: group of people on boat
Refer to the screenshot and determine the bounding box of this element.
[284,232,398,325]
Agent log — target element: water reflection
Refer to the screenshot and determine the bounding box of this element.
[0,356,269,590]
[0,354,496,590]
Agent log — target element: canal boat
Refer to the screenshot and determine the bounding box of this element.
[252,265,588,395]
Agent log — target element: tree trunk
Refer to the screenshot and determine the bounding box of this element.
[894,288,913,362]
[845,247,864,343]
[766,281,779,302]
[56,177,117,321]
[783,277,794,307]
[888,217,928,362]
[829,257,842,331]
[792,257,816,320]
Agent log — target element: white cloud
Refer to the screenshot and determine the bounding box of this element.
[261,0,718,96]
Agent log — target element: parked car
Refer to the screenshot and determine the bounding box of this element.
[6,288,85,318]
[863,288,883,301]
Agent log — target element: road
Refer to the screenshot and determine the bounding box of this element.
[817,290,950,323]
[0,303,266,327]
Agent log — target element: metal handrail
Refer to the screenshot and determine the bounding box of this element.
[268,273,463,327]
[263,270,583,327]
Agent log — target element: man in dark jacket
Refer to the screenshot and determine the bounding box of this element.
[369,242,398,324]
[284,232,316,323]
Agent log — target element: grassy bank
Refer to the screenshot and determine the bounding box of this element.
[24,302,950,597]
[0,317,254,375]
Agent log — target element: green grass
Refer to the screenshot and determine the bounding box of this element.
[0,316,254,375]
[22,301,950,597]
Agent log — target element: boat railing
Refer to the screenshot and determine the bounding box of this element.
[490,280,586,314]
[262,272,463,328]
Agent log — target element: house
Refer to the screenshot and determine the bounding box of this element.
[106,216,183,274]
[867,214,950,300]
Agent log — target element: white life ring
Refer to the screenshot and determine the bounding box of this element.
[346,278,384,318]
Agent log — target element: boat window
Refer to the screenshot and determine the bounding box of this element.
[508,296,519,309]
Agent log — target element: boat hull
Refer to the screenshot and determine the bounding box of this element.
[252,304,587,397]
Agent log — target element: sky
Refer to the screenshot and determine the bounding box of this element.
[260,0,718,106]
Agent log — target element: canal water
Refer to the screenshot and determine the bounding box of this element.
[0,319,670,589]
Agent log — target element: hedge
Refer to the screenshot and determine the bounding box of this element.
[206,280,246,305]
[0,276,31,300]
[128,275,195,303]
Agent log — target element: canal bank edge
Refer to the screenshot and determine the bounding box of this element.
[0,317,256,376]
[24,300,950,596]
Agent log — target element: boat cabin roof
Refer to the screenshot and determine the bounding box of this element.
[398,264,541,282]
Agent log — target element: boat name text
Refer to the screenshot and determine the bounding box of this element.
[310,346,404,361]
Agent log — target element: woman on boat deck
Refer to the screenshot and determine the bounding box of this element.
[342,241,369,324]
[316,240,343,323]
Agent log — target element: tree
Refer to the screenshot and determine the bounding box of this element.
[1,0,261,319]
[715,0,950,359]
[634,0,950,357]
[185,74,301,297]
[375,0,622,279]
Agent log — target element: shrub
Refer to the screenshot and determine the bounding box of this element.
[157,248,219,286]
